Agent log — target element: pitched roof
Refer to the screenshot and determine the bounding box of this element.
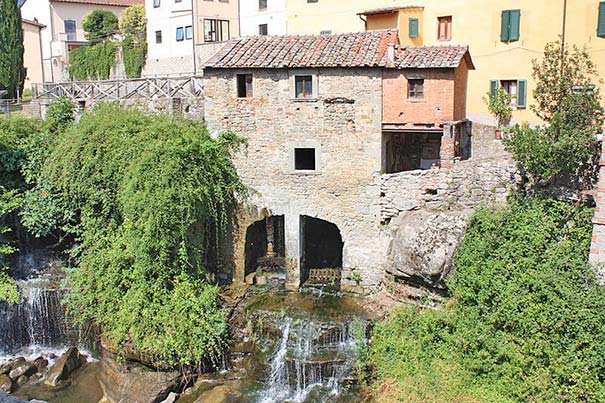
[358,6,423,16]
[395,45,475,69]
[49,0,142,6]
[22,18,46,28]
[205,30,399,69]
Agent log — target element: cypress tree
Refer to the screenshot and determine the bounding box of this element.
[0,0,26,99]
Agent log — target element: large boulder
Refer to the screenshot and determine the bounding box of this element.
[8,362,36,381]
[0,375,12,393]
[387,210,470,290]
[99,352,181,403]
[44,347,85,386]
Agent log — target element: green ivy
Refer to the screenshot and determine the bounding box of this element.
[69,41,117,81]
[122,35,147,78]
[27,104,246,366]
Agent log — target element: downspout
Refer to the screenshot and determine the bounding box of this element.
[39,26,46,83]
[561,0,567,58]
[192,0,197,74]
[237,0,241,37]
[48,1,55,82]
[358,14,367,31]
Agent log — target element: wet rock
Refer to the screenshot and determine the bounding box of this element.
[99,352,181,403]
[0,375,12,393]
[44,347,84,386]
[387,210,470,290]
[33,357,49,372]
[16,375,29,386]
[187,381,243,403]
[0,364,10,376]
[8,362,36,380]
[159,392,178,403]
[0,391,26,402]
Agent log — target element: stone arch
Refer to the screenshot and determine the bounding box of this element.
[244,215,285,283]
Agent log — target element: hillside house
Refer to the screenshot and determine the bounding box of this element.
[203,30,488,291]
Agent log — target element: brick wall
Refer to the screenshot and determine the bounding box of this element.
[590,141,605,268]
[383,68,456,123]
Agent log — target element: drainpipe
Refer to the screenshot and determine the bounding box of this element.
[358,14,367,31]
[192,0,197,74]
[561,0,567,58]
[39,25,46,83]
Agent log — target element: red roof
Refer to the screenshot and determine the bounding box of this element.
[205,30,399,69]
[395,46,475,69]
[50,0,142,6]
[358,6,423,16]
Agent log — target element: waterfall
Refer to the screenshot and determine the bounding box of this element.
[257,316,362,403]
[0,279,75,356]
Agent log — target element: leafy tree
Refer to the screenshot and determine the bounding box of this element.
[82,10,118,42]
[483,86,512,127]
[0,187,20,304]
[0,0,26,98]
[503,40,603,189]
[120,5,147,78]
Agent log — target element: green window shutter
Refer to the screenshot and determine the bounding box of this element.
[517,80,527,108]
[509,9,521,41]
[501,10,510,41]
[490,80,499,99]
[598,2,605,37]
[409,18,419,38]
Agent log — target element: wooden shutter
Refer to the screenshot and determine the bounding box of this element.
[409,18,419,38]
[517,80,527,108]
[490,80,499,99]
[501,10,510,41]
[598,2,605,37]
[509,10,521,41]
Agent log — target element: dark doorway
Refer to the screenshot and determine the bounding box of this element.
[300,216,343,285]
[244,215,285,277]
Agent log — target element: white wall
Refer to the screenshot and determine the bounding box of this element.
[146,0,195,65]
[239,0,287,36]
[20,0,53,81]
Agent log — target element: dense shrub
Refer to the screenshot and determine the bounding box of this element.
[28,104,245,366]
[368,198,605,403]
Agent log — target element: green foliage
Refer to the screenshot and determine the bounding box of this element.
[483,87,512,127]
[122,35,147,79]
[367,198,605,403]
[69,41,118,81]
[0,0,26,99]
[0,115,44,191]
[119,5,146,37]
[82,10,119,42]
[0,187,21,304]
[45,97,76,132]
[32,104,245,366]
[503,40,603,189]
[120,6,147,78]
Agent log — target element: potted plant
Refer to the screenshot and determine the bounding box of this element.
[484,87,513,140]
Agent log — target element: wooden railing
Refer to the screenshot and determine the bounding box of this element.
[32,76,204,101]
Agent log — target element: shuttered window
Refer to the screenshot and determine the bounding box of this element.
[489,79,527,108]
[501,9,520,41]
[598,2,605,37]
[409,18,419,38]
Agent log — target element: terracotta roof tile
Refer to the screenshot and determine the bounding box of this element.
[205,30,399,69]
[395,45,475,69]
[357,6,424,16]
[50,0,142,7]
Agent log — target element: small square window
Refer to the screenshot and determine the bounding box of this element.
[175,0,182,3]
[259,0,267,10]
[294,148,316,170]
[155,30,162,44]
[259,24,268,35]
[295,75,313,99]
[185,25,193,40]
[307,0,318,3]
[320,30,332,35]
[176,27,184,41]
[153,0,160,7]
[408,79,424,99]
[237,74,253,98]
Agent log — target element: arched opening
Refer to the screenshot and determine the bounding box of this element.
[300,216,343,285]
[244,215,285,284]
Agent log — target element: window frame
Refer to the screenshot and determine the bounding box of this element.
[259,0,267,10]
[185,25,193,40]
[176,26,185,41]
[64,20,77,41]
[501,9,521,42]
[288,141,321,174]
[203,19,230,42]
[153,0,160,7]
[437,16,452,41]
[259,23,268,35]
[408,78,425,100]
[155,30,162,44]
[236,73,253,98]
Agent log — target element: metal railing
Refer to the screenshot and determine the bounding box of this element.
[32,75,204,102]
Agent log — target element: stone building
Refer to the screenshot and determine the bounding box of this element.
[203,30,513,292]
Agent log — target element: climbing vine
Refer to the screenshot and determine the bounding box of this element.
[69,41,117,81]
[26,104,246,366]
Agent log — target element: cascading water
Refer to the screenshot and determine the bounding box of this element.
[256,312,363,403]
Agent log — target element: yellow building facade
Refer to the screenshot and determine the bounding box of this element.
[286,0,605,124]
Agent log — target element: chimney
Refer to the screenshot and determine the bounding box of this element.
[387,44,395,63]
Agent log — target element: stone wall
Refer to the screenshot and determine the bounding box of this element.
[204,67,390,290]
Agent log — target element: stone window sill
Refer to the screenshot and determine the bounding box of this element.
[289,169,321,175]
[291,98,318,103]
[406,98,426,104]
